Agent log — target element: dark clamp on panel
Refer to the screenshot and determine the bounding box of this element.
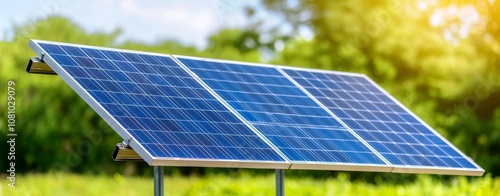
[112,143,143,162]
[26,57,56,75]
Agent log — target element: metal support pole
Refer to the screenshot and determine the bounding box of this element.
[276,169,284,196]
[154,166,164,196]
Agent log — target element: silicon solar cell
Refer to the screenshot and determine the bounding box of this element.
[28,40,484,175]
[30,40,289,168]
[177,57,390,171]
[280,67,484,175]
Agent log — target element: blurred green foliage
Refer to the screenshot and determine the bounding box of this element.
[1,172,499,195]
[0,0,499,181]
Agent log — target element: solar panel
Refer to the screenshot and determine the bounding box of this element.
[28,40,484,176]
[280,67,484,175]
[29,40,289,169]
[176,57,391,171]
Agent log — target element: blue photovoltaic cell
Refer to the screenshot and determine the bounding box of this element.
[179,57,386,165]
[283,68,479,169]
[37,42,286,162]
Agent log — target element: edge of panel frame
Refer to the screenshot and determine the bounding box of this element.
[150,158,290,169]
[276,64,368,77]
[170,54,292,167]
[30,39,181,59]
[172,54,281,69]
[290,162,392,172]
[391,165,484,176]
[129,139,291,169]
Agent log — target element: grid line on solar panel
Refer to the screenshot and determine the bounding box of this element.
[176,56,389,168]
[280,66,483,173]
[33,40,288,166]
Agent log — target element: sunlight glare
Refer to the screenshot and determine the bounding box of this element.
[430,4,479,43]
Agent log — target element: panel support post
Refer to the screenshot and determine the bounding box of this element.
[154,166,164,196]
[276,169,285,196]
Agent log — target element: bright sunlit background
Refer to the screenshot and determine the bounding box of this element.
[1,0,500,195]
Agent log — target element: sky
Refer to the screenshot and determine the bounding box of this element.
[0,0,269,49]
[1,0,478,50]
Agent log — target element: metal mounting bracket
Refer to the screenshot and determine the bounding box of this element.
[112,141,143,162]
[26,53,56,75]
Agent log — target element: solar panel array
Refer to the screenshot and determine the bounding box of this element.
[29,40,484,175]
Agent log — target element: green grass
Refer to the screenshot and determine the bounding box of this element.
[1,173,499,196]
